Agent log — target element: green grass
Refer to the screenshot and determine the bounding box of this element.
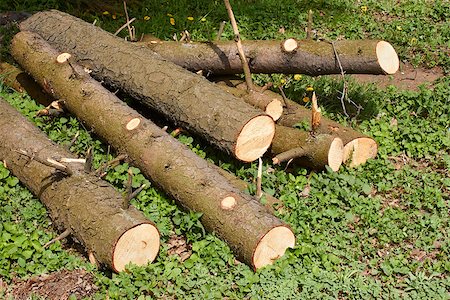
[0,0,449,299]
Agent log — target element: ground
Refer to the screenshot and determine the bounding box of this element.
[0,0,449,299]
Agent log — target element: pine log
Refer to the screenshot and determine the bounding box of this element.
[0,98,160,272]
[11,31,295,270]
[136,37,399,75]
[217,80,378,167]
[20,10,275,162]
[0,62,54,106]
[272,125,343,171]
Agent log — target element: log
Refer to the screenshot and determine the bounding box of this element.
[20,10,275,162]
[0,98,160,272]
[272,125,343,172]
[217,80,378,167]
[11,31,295,270]
[0,62,54,106]
[135,37,399,75]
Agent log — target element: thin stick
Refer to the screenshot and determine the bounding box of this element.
[123,1,134,41]
[94,153,127,176]
[330,41,349,118]
[273,147,307,165]
[216,21,226,41]
[67,131,79,150]
[256,158,262,199]
[15,149,73,175]
[84,147,93,173]
[306,9,313,39]
[127,184,146,202]
[123,168,133,209]
[44,228,71,248]
[113,17,136,36]
[277,86,288,107]
[311,92,321,132]
[223,0,254,92]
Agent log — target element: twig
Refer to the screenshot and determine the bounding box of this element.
[122,168,133,209]
[273,147,306,165]
[223,0,254,92]
[306,9,313,39]
[127,184,146,202]
[113,17,136,36]
[311,92,321,132]
[277,86,288,107]
[256,158,263,199]
[67,131,80,150]
[84,147,93,173]
[15,149,73,175]
[330,41,349,118]
[123,1,134,41]
[216,21,226,41]
[44,229,71,248]
[94,154,127,177]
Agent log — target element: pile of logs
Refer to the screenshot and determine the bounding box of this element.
[0,9,399,272]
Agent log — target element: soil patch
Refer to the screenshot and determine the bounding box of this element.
[348,62,444,91]
[10,269,97,300]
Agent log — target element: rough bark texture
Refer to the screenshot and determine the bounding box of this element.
[272,125,343,172]
[136,37,399,75]
[217,80,378,167]
[20,10,275,162]
[0,98,159,272]
[0,62,54,106]
[11,31,294,270]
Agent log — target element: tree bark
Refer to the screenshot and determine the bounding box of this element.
[0,62,54,106]
[20,10,275,162]
[216,80,378,167]
[11,31,295,270]
[136,36,399,75]
[0,98,160,272]
[272,125,343,172]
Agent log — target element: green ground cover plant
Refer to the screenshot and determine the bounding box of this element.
[0,0,448,298]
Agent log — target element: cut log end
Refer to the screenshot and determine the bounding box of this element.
[126,117,141,131]
[253,226,295,270]
[56,52,71,64]
[328,137,344,172]
[113,223,160,272]
[265,99,283,121]
[376,41,399,75]
[343,137,378,168]
[235,115,275,162]
[282,38,298,52]
[221,196,237,210]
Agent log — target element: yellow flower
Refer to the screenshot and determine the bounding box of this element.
[360,5,368,13]
[201,17,206,22]
[167,13,173,17]
[410,37,417,44]
[112,14,117,20]
[294,74,302,81]
[306,86,314,92]
[187,16,194,21]
[280,78,286,84]
[144,15,150,21]
[102,11,109,15]
[396,25,402,31]
[303,97,310,103]
[170,17,175,26]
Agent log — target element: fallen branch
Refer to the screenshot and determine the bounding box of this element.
[223,0,254,91]
[43,228,71,248]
